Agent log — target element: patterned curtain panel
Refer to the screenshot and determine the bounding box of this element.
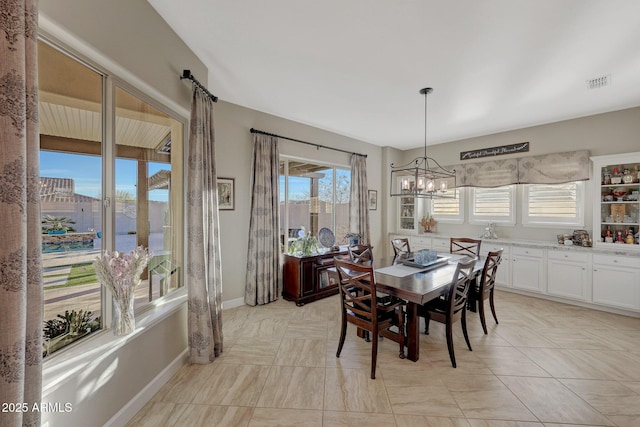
[349,154,370,244]
[0,1,42,425]
[452,158,519,188]
[245,134,280,306]
[518,150,590,184]
[186,88,223,364]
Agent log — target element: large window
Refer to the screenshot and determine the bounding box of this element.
[469,185,516,225]
[522,182,584,227]
[38,39,185,356]
[429,188,464,223]
[279,158,350,252]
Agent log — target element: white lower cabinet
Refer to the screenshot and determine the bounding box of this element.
[592,254,640,311]
[547,250,591,301]
[431,237,450,253]
[410,236,432,251]
[481,242,511,288]
[511,246,545,293]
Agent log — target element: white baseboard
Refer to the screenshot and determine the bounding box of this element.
[104,349,188,427]
[222,296,245,310]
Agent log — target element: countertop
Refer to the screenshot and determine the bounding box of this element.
[390,232,640,257]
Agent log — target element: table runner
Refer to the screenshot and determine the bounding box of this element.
[375,264,427,278]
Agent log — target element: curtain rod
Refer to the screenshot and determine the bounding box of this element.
[180,69,218,102]
[250,128,367,158]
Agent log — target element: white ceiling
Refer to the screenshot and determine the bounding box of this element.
[148,0,640,150]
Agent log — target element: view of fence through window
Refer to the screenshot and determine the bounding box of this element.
[38,39,184,357]
[279,159,350,252]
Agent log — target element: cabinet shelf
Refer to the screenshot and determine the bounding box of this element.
[592,153,640,248]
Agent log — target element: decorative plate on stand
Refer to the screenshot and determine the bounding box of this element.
[318,227,335,248]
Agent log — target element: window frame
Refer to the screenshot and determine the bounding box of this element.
[428,187,465,224]
[521,181,585,228]
[468,185,516,225]
[279,155,350,253]
[38,35,189,357]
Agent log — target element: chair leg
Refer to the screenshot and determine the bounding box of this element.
[423,313,431,335]
[489,290,499,324]
[336,315,347,358]
[478,297,488,334]
[371,333,378,379]
[445,320,456,368]
[397,309,405,359]
[462,308,472,352]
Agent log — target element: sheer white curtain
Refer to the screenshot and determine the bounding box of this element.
[186,88,223,363]
[0,1,42,425]
[349,154,370,244]
[245,134,280,306]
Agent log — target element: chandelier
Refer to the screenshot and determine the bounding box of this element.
[390,87,456,199]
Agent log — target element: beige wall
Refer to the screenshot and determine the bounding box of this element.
[388,107,640,243]
[214,101,383,301]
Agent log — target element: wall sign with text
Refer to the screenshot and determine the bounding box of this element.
[460,142,529,160]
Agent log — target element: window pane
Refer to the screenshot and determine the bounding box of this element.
[280,159,350,251]
[115,87,183,311]
[470,185,515,224]
[523,182,584,226]
[431,188,463,223]
[39,40,104,356]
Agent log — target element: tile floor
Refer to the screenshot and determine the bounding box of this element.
[128,290,640,426]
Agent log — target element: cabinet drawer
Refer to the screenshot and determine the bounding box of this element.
[512,246,544,258]
[431,238,450,252]
[410,236,431,249]
[593,253,639,269]
[482,243,508,256]
[548,250,591,263]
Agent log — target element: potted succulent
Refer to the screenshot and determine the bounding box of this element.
[42,215,76,234]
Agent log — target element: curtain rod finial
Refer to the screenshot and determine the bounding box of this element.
[181,69,191,79]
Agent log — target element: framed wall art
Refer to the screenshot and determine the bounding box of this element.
[217,177,235,210]
[368,190,378,210]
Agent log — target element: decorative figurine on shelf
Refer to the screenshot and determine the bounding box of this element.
[626,229,635,244]
[480,222,498,239]
[420,214,436,233]
[616,230,624,243]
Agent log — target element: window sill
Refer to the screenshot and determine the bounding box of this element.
[42,288,187,395]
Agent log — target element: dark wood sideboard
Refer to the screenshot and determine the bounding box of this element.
[282,249,347,306]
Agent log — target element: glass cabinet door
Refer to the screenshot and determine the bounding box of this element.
[592,154,640,248]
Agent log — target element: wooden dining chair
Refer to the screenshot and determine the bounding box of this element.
[391,238,411,259]
[469,249,503,334]
[450,237,482,258]
[418,258,476,368]
[334,258,406,379]
[348,244,373,264]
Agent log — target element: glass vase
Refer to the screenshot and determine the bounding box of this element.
[113,296,135,336]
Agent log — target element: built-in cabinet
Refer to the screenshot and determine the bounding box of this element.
[511,246,545,293]
[396,178,426,232]
[547,249,591,301]
[592,253,640,311]
[480,242,511,288]
[387,232,640,315]
[592,153,640,249]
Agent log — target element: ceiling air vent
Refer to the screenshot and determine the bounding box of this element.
[586,74,611,90]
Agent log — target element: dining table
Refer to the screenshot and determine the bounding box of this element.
[372,254,483,362]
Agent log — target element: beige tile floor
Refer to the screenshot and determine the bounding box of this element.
[128,291,640,427]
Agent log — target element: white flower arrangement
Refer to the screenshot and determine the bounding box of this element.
[93,246,151,335]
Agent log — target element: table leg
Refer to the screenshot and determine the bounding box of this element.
[406,302,419,361]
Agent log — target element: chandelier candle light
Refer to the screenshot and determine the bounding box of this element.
[390,87,457,199]
[94,246,151,335]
